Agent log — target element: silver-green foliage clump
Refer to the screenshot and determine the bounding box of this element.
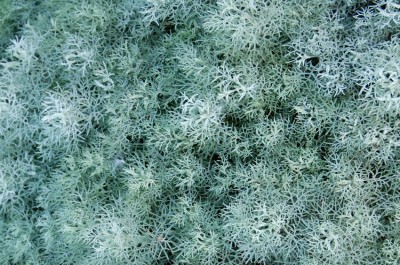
[1,0,400,264]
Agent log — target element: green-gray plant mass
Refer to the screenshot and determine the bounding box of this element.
[1,0,400,264]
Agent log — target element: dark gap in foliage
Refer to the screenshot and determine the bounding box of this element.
[228,185,239,197]
[223,114,243,128]
[216,53,226,62]
[385,31,394,41]
[306,56,320,67]
[150,18,177,36]
[163,257,174,265]
[296,141,306,148]
[377,235,388,245]
[380,215,392,226]
[162,19,176,34]
[230,241,239,251]
[314,129,332,161]
[206,152,221,170]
